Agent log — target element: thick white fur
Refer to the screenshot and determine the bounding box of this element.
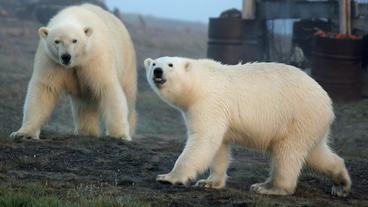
[10,4,137,140]
[144,57,351,197]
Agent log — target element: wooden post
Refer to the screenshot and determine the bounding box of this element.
[243,0,256,19]
[339,0,351,34]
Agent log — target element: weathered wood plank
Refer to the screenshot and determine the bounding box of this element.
[243,0,256,19]
[339,0,351,34]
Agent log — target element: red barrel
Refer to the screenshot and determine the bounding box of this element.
[311,37,363,102]
[292,19,332,58]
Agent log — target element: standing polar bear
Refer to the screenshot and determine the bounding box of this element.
[11,4,137,140]
[144,57,351,197]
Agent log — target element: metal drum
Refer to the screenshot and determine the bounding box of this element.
[311,37,363,102]
[292,19,332,58]
[207,16,265,65]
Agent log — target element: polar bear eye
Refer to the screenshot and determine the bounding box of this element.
[152,63,156,66]
[168,63,173,67]
[54,40,60,44]
[72,39,78,44]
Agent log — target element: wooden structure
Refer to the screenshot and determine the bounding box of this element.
[242,0,339,19]
[339,0,351,34]
[242,0,368,33]
[236,0,367,102]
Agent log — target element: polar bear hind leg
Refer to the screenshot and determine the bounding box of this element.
[306,138,351,197]
[251,132,312,196]
[100,85,131,140]
[128,110,137,136]
[71,97,100,137]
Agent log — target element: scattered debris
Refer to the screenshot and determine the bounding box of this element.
[314,30,362,40]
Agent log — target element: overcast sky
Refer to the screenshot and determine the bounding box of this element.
[106,0,242,23]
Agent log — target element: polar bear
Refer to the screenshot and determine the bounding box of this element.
[10,4,137,140]
[144,57,351,197]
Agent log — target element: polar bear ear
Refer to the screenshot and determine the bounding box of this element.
[38,27,49,39]
[144,58,153,70]
[184,61,191,71]
[84,27,93,37]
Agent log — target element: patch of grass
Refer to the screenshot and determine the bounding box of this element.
[0,183,150,207]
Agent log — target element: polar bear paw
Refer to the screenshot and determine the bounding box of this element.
[107,133,132,141]
[10,130,39,140]
[107,134,132,141]
[119,135,132,141]
[331,184,350,197]
[156,173,194,186]
[250,182,292,196]
[195,178,226,189]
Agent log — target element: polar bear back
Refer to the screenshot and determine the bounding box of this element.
[192,60,334,148]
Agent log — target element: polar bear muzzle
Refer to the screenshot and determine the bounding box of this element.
[152,67,167,86]
[61,53,72,66]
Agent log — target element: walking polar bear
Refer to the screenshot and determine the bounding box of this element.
[10,4,137,140]
[144,57,351,197]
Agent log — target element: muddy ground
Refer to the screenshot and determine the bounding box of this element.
[0,16,367,206]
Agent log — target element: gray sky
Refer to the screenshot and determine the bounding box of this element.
[106,0,242,23]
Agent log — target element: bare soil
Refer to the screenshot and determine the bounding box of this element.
[0,16,367,206]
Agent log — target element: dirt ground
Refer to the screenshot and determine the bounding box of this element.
[0,16,367,207]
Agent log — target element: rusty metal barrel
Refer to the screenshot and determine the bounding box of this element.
[207,10,265,65]
[311,37,363,102]
[363,35,368,69]
[292,19,331,58]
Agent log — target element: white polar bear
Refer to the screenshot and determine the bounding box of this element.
[10,4,137,140]
[144,57,351,197]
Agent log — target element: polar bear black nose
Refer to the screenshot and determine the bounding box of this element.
[61,54,71,65]
[153,68,163,78]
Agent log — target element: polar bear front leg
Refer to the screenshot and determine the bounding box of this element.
[10,79,61,140]
[195,143,231,189]
[156,119,227,186]
[100,84,131,141]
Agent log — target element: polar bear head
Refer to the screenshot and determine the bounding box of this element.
[144,57,197,108]
[38,24,93,68]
